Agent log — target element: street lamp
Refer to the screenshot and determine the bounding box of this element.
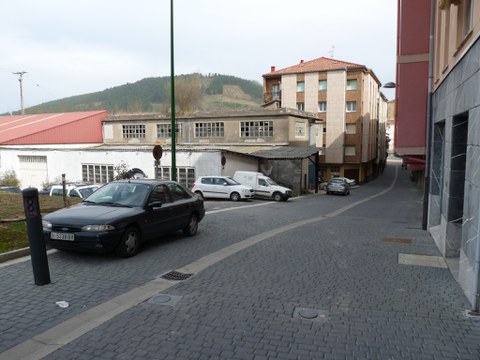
[383,81,396,88]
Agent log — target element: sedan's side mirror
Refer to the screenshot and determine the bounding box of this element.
[148,200,163,209]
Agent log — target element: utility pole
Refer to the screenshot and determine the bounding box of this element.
[170,0,176,181]
[13,71,27,114]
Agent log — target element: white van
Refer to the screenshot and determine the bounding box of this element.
[233,171,292,201]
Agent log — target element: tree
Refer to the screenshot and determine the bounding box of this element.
[165,73,203,115]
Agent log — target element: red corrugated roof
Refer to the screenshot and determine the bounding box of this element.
[263,56,366,77]
[0,111,107,145]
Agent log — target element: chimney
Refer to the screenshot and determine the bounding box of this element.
[300,60,304,65]
[270,66,276,72]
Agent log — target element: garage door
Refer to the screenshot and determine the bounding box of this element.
[18,155,48,189]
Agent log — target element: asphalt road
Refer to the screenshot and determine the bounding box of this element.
[1,157,479,360]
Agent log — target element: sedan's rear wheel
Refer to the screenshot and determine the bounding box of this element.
[194,191,204,200]
[116,227,141,258]
[183,214,198,236]
[230,192,241,201]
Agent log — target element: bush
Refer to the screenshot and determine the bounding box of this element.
[0,170,20,186]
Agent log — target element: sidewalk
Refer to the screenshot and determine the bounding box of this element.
[1,160,479,359]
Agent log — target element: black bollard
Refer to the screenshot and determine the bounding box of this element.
[22,188,51,285]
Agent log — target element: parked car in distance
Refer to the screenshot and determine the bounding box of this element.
[192,176,254,201]
[325,178,351,195]
[47,184,99,199]
[68,184,100,198]
[0,186,22,194]
[332,176,356,187]
[233,171,292,201]
[42,179,205,257]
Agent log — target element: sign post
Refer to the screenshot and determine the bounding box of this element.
[153,145,163,179]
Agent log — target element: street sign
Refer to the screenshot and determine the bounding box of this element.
[153,145,163,160]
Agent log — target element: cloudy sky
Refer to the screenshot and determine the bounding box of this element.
[0,0,397,114]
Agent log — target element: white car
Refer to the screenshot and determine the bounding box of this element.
[331,177,356,186]
[192,176,255,201]
[49,184,99,199]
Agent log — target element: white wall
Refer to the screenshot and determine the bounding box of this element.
[0,146,259,189]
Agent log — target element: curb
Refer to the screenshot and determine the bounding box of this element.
[0,247,30,263]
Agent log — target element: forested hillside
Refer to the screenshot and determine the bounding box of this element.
[20,74,263,115]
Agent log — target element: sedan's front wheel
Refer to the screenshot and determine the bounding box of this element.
[183,214,198,236]
[116,227,141,258]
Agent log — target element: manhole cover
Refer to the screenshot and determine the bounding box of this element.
[148,293,182,306]
[150,294,171,304]
[293,308,329,322]
[298,309,318,319]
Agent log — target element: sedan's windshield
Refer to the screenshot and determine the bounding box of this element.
[86,183,150,207]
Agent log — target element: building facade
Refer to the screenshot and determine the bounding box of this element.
[393,0,431,182]
[263,57,388,183]
[394,0,480,309]
[429,0,480,309]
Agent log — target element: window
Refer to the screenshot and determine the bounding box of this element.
[82,164,114,184]
[346,101,357,112]
[295,122,306,138]
[346,124,356,134]
[345,146,356,156]
[296,81,305,92]
[156,167,196,188]
[331,166,340,177]
[195,122,224,138]
[296,103,305,111]
[240,121,273,137]
[157,123,183,138]
[318,102,327,112]
[346,79,357,90]
[122,125,146,139]
[18,155,47,164]
[167,183,192,201]
[272,84,281,100]
[319,80,327,91]
[457,0,473,43]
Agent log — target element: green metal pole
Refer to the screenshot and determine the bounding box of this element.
[170,0,176,181]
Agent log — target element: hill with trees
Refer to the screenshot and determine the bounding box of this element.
[13,74,263,115]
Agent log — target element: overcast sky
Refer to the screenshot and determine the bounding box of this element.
[0,0,397,114]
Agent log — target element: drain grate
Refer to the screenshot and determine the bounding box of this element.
[161,270,193,281]
[384,237,412,244]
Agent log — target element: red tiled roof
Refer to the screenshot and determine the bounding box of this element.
[263,56,366,77]
[0,111,107,145]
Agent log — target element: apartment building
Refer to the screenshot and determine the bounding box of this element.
[263,57,387,184]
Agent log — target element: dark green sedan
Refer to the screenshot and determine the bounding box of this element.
[42,179,205,257]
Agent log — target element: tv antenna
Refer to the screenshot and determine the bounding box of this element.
[328,45,335,58]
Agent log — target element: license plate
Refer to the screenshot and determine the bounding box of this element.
[50,232,74,241]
